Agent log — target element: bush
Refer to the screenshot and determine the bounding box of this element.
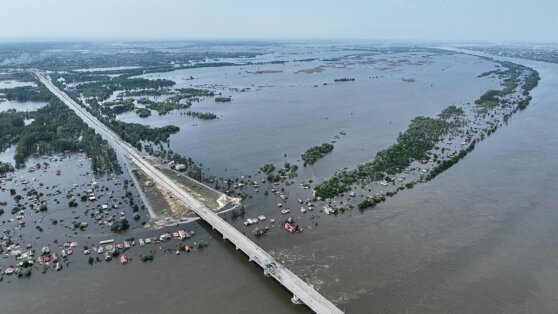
[111,218,130,232]
[140,254,154,262]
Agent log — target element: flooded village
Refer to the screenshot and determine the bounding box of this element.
[0,151,213,281]
[0,41,554,313]
[0,46,538,275]
[2,0,558,311]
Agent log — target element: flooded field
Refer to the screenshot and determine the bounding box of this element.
[0,80,36,89]
[120,51,500,179]
[1,44,556,313]
[0,99,47,112]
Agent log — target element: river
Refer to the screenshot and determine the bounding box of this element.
[1,47,557,313]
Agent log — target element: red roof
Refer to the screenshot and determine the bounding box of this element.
[39,255,52,263]
[284,223,295,232]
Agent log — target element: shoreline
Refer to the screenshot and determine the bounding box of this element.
[0,46,543,294]
[306,57,538,213]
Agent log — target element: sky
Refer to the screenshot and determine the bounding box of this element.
[0,0,556,43]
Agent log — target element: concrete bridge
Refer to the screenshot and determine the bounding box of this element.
[34,71,343,314]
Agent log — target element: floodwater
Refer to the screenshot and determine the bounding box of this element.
[0,80,36,89]
[74,66,141,73]
[121,51,499,180]
[0,99,47,112]
[2,47,558,313]
[0,154,150,254]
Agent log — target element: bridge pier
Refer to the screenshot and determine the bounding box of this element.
[291,295,302,305]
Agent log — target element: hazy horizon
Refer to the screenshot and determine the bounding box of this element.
[1,0,557,44]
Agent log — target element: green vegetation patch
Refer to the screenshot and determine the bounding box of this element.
[186,111,218,120]
[0,109,26,152]
[215,96,232,102]
[76,98,180,149]
[474,61,530,112]
[358,195,387,210]
[477,69,502,78]
[315,116,450,199]
[260,162,298,183]
[260,164,275,175]
[301,143,334,166]
[136,107,152,118]
[475,89,502,110]
[334,78,355,82]
[74,77,175,100]
[424,142,476,181]
[522,71,540,96]
[136,88,214,115]
[438,105,464,120]
[315,60,539,200]
[0,161,15,175]
[119,89,171,97]
[12,100,121,173]
[109,120,179,150]
[0,85,53,102]
[103,98,136,115]
[140,253,154,262]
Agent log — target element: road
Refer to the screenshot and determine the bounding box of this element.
[33,71,343,314]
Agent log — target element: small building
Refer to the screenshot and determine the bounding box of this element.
[178,230,189,239]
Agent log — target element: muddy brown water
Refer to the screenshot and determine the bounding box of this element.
[1,48,557,313]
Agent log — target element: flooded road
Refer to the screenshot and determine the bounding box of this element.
[1,50,557,313]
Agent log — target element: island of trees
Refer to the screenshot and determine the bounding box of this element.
[186,111,218,120]
[137,96,192,115]
[55,86,181,150]
[0,72,54,102]
[70,77,176,101]
[136,88,213,115]
[314,59,540,205]
[260,162,298,183]
[136,107,152,118]
[314,116,450,199]
[301,143,334,166]
[215,96,232,102]
[0,100,121,174]
[334,78,355,82]
[0,85,53,102]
